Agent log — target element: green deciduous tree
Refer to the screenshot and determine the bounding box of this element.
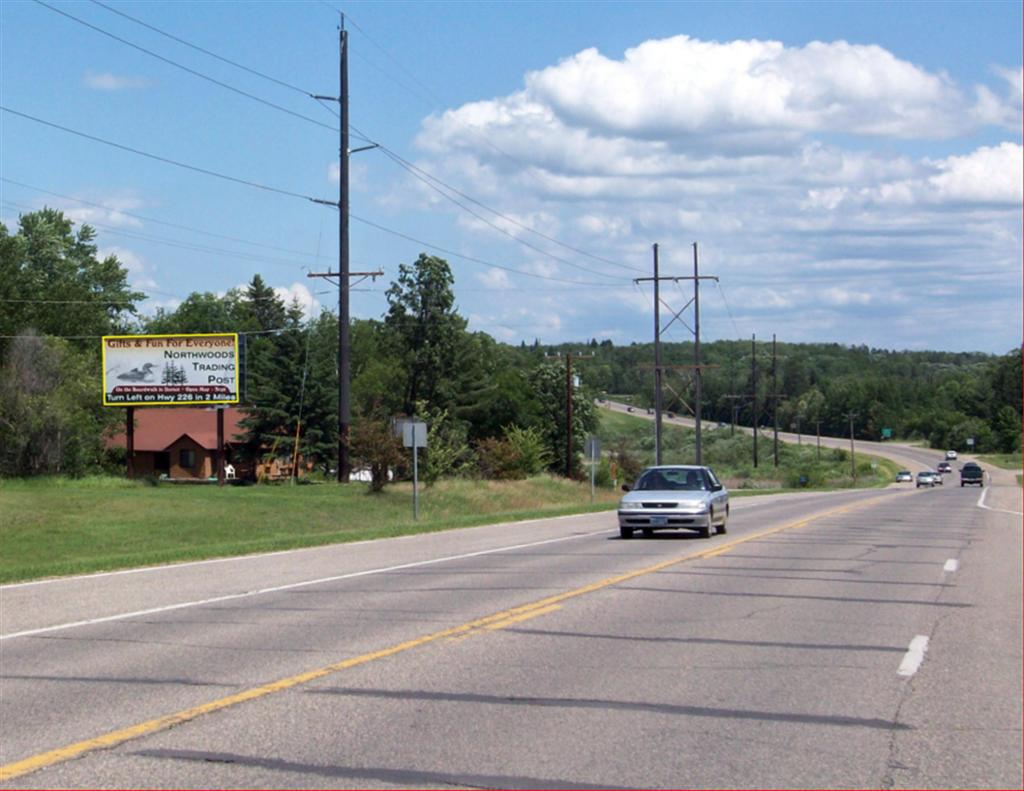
[0,209,143,358]
[384,253,466,415]
[0,334,114,476]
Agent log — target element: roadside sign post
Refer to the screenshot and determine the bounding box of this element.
[401,420,427,520]
[585,435,600,503]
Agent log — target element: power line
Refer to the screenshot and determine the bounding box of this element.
[338,8,581,212]
[372,146,619,281]
[348,210,623,287]
[88,0,315,98]
[34,0,338,133]
[371,142,645,276]
[1,199,318,272]
[1,107,329,204]
[42,0,637,284]
[1,178,328,261]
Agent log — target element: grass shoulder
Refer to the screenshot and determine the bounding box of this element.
[0,475,619,584]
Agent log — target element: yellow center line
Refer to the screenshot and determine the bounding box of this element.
[0,491,898,783]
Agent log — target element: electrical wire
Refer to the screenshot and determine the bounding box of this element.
[38,0,642,283]
[88,0,316,98]
[715,281,745,340]
[372,147,618,281]
[34,0,338,133]
[372,143,644,276]
[348,210,622,288]
[1,178,329,261]
[1,107,330,204]
[1,199,317,272]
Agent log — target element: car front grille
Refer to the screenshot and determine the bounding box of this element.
[641,502,678,509]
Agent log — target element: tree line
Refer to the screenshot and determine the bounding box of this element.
[1,209,1019,480]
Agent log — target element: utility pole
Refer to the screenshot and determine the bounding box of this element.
[751,334,758,468]
[846,411,858,480]
[723,395,745,437]
[311,17,379,482]
[634,242,717,466]
[551,350,593,478]
[693,243,704,464]
[567,351,574,478]
[772,334,779,467]
[653,244,663,464]
[815,419,822,461]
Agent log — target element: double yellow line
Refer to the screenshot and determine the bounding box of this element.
[1,492,893,783]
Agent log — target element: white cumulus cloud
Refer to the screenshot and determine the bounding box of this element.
[84,71,149,91]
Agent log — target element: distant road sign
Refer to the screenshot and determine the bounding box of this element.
[402,421,427,449]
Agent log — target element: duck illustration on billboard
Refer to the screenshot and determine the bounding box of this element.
[114,362,157,382]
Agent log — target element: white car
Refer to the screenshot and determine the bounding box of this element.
[916,471,937,488]
[946,450,958,460]
[618,465,729,539]
[895,470,913,482]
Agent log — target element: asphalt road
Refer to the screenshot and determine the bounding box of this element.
[3,456,1021,790]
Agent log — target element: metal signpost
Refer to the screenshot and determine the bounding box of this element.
[401,420,427,520]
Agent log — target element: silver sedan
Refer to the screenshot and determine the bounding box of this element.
[618,465,729,539]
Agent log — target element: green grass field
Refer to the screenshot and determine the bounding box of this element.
[0,476,620,584]
[976,452,1023,471]
[0,408,900,584]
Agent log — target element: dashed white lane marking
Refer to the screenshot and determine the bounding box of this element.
[0,529,608,641]
[943,559,960,573]
[898,635,930,677]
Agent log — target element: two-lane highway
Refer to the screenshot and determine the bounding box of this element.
[2,477,1019,788]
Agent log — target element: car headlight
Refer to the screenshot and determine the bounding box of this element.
[619,501,644,511]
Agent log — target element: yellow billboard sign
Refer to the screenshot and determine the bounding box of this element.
[102,333,240,406]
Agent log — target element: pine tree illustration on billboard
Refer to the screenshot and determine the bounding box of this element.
[102,333,240,406]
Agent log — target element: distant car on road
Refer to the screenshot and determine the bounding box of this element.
[960,462,984,487]
[618,465,729,540]
[895,470,913,482]
[937,461,952,474]
[932,470,944,485]
[916,471,937,488]
[946,449,958,460]
[626,407,634,413]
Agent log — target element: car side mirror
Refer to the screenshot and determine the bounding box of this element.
[711,483,723,491]
[621,484,632,492]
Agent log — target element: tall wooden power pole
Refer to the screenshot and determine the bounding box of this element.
[311,18,379,482]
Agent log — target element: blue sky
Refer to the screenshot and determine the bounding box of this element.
[2,0,1021,353]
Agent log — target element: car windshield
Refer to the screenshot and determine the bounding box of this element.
[635,468,708,491]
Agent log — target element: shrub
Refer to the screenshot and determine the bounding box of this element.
[475,436,525,480]
[502,424,552,475]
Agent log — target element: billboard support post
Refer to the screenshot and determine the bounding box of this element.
[126,407,135,480]
[216,407,225,487]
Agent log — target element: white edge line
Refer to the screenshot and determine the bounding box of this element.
[976,484,1023,516]
[0,529,610,641]
[0,510,613,590]
[897,635,929,677]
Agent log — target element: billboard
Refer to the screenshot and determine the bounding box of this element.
[102,333,240,406]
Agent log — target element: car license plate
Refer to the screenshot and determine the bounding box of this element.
[649,516,667,526]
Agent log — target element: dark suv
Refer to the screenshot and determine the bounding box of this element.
[960,462,984,487]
